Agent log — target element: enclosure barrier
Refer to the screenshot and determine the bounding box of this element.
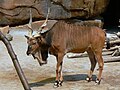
[0,31,31,90]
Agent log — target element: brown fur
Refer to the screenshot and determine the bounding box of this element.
[26,20,106,86]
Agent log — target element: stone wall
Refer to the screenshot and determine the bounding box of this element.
[0,0,109,26]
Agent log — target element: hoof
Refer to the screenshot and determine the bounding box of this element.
[54,81,59,88]
[95,78,101,85]
[53,80,63,87]
[86,76,92,82]
[59,80,63,86]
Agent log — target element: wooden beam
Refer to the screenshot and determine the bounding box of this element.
[0,31,31,90]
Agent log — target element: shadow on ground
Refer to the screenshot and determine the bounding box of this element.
[29,74,97,87]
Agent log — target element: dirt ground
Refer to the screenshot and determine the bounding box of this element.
[0,29,120,90]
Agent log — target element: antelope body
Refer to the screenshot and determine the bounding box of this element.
[25,9,106,87]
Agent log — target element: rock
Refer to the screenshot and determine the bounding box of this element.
[73,19,104,28]
[0,26,9,34]
[5,34,13,41]
[0,26,13,41]
[0,0,109,26]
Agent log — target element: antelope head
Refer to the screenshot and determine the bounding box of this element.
[25,8,50,66]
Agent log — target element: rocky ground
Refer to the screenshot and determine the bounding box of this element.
[0,29,120,90]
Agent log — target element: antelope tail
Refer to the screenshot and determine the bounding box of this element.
[106,38,110,49]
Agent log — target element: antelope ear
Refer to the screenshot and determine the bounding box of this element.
[40,27,49,33]
[25,35,30,39]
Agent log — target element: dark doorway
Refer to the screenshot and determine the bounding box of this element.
[102,0,120,28]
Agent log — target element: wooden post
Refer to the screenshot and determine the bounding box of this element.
[0,31,31,90]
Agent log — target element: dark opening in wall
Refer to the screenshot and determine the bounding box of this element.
[102,0,120,28]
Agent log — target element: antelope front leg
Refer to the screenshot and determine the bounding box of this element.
[54,53,64,87]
